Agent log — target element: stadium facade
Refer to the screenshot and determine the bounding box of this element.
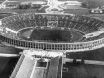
[0,13,104,52]
[0,13,104,78]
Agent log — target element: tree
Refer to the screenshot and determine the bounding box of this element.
[81,1,89,8]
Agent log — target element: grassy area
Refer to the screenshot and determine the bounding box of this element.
[9,0,19,1]
[0,2,3,4]
[0,9,38,14]
[63,63,104,78]
[0,0,5,1]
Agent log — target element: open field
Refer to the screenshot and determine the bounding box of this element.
[0,9,38,14]
[0,2,3,4]
[59,0,104,7]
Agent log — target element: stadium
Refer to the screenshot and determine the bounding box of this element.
[0,0,104,78]
[0,13,104,51]
[0,12,104,78]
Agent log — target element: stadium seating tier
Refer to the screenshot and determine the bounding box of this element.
[0,13,104,51]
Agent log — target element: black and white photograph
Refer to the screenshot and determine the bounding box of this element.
[0,0,104,78]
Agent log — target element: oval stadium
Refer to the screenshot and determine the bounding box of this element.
[1,0,104,77]
[0,12,104,78]
[0,13,104,52]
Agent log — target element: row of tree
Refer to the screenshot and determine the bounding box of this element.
[16,1,100,9]
[16,3,42,9]
[81,1,103,9]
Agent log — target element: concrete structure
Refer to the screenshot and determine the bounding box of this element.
[10,49,104,78]
[10,50,63,78]
[45,0,64,13]
[45,0,82,13]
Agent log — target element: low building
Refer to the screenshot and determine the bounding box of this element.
[4,2,20,9]
[89,8,104,14]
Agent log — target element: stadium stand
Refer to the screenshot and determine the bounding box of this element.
[2,13,104,34]
[0,13,104,52]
